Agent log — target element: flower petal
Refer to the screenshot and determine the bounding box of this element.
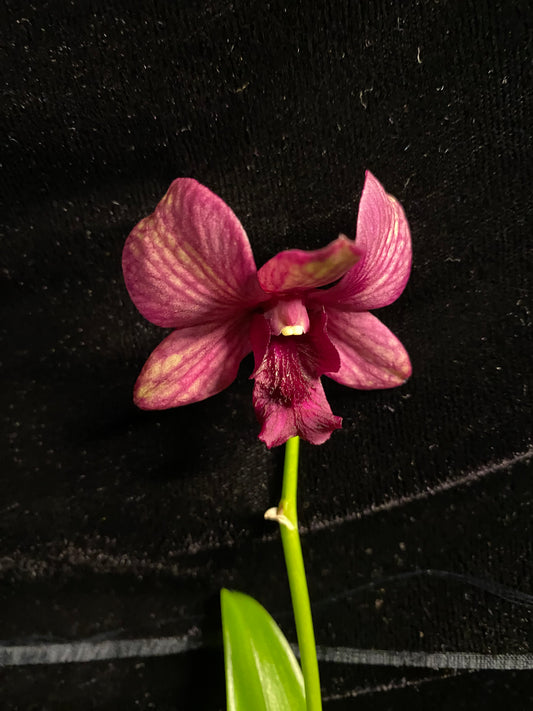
[315,172,411,310]
[325,310,411,389]
[251,311,342,447]
[123,179,264,328]
[257,235,362,294]
[255,378,342,448]
[134,318,251,409]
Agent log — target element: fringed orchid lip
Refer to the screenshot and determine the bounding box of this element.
[123,171,412,447]
[251,309,342,448]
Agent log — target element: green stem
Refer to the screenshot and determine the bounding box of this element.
[279,436,322,711]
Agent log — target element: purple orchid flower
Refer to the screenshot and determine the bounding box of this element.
[122,172,411,448]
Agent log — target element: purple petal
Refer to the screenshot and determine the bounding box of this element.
[325,310,411,389]
[315,172,411,310]
[257,235,362,294]
[251,311,342,447]
[123,179,264,328]
[255,378,342,448]
[134,317,251,409]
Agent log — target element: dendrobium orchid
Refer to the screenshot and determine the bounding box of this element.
[122,172,411,447]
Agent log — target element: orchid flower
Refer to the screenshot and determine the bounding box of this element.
[122,172,411,448]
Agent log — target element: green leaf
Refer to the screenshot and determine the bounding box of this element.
[221,588,306,711]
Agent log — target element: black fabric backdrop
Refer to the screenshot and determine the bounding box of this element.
[1,0,532,708]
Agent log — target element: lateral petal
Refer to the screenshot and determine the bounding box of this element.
[257,235,361,294]
[134,318,251,409]
[123,179,264,328]
[326,310,411,389]
[316,172,411,310]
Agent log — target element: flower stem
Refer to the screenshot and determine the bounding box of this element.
[279,436,322,711]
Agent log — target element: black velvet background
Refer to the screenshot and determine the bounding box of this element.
[1,0,532,708]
